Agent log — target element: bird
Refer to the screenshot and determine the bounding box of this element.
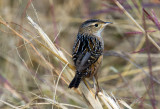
[69,19,112,96]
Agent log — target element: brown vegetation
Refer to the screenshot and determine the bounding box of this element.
[0,0,160,108]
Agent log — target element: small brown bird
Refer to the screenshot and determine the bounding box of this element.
[69,19,111,95]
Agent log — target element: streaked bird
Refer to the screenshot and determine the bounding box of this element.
[69,19,112,96]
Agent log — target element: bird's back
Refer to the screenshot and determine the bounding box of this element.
[72,33,103,78]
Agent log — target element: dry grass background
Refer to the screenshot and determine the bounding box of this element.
[0,0,160,109]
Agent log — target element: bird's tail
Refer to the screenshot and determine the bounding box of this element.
[68,72,82,88]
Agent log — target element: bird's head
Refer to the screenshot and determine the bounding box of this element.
[79,19,112,37]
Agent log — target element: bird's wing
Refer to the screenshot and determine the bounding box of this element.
[72,35,103,72]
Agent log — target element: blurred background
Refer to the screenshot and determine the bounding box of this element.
[0,0,160,108]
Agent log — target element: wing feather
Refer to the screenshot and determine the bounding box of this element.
[72,34,103,73]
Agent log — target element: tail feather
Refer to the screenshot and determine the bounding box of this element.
[68,74,82,88]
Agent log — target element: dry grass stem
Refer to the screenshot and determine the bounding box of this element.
[0,1,159,108]
[113,0,160,51]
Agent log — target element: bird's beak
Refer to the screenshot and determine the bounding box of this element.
[104,22,112,26]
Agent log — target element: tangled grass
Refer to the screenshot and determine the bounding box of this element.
[0,0,160,108]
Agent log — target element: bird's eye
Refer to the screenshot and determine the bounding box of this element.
[95,24,98,27]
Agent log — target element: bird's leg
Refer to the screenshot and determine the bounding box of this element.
[94,75,100,98]
[92,76,96,90]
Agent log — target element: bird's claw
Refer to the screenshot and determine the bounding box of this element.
[95,87,101,99]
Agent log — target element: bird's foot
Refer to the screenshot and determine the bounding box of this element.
[95,87,101,99]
